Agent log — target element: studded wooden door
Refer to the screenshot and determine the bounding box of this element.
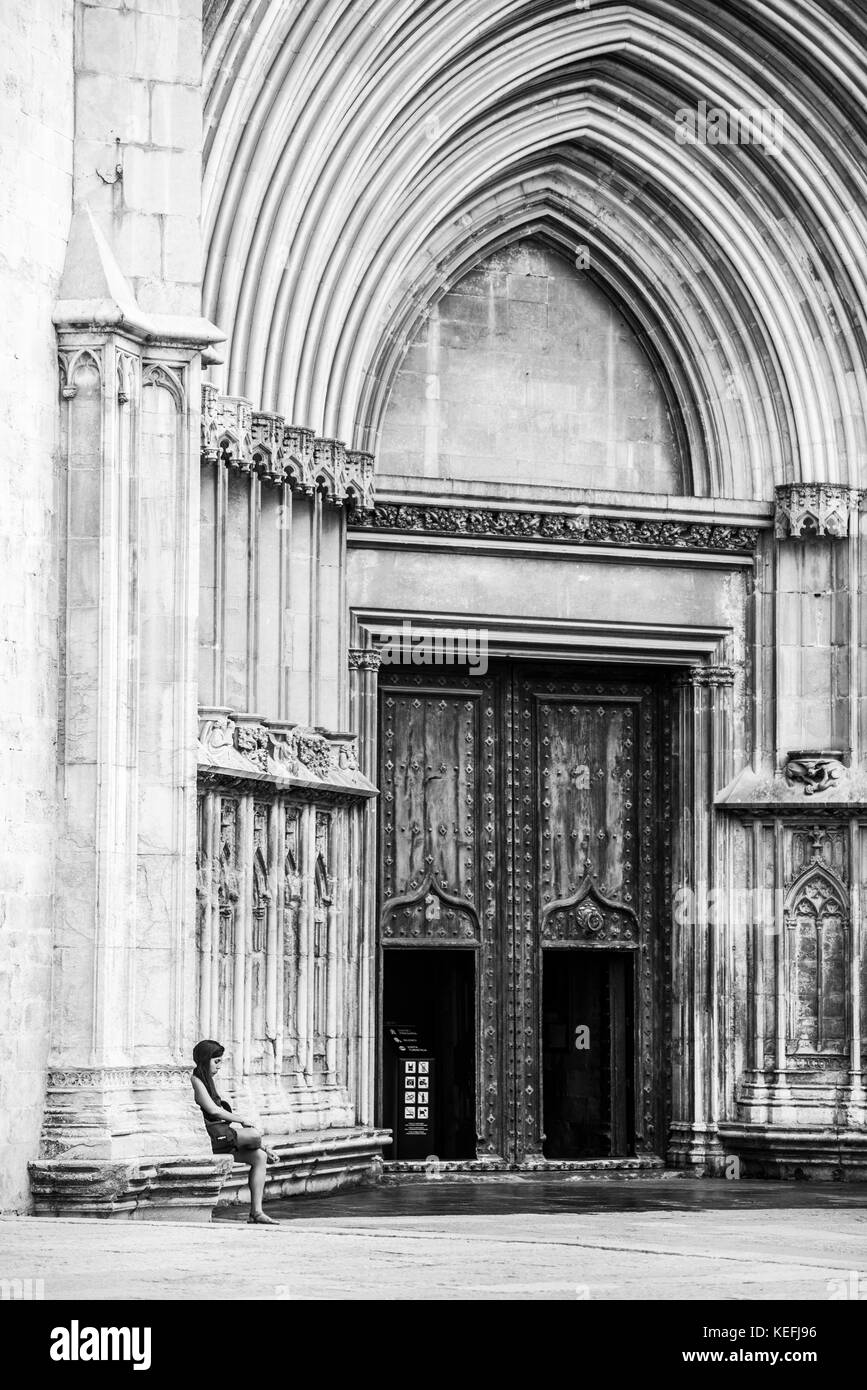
[378,665,669,1164]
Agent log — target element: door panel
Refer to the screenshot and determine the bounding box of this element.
[379,675,503,1157]
[542,950,633,1158]
[511,674,662,1160]
[378,664,668,1164]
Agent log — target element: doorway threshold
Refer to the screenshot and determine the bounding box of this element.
[381,1156,670,1182]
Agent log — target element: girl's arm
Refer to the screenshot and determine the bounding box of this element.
[191,1075,236,1121]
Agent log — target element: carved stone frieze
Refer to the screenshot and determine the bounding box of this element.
[46,1067,193,1090]
[201,384,375,508]
[774,484,862,539]
[197,706,375,798]
[350,502,759,553]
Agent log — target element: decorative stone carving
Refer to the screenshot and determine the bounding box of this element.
[784,850,849,1058]
[234,718,269,769]
[774,484,862,539]
[58,346,103,398]
[350,502,759,553]
[200,390,253,471]
[198,707,257,772]
[784,750,845,795]
[348,648,382,671]
[197,708,374,798]
[268,722,301,776]
[201,386,375,508]
[686,665,737,687]
[296,732,333,780]
[331,735,359,772]
[250,410,290,484]
[46,1067,193,1091]
[345,451,376,510]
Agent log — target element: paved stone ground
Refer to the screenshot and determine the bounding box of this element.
[3,1178,867,1300]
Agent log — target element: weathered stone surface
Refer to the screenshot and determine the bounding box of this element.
[0,0,73,1214]
[7,0,867,1218]
[378,240,683,494]
[5,1180,867,1298]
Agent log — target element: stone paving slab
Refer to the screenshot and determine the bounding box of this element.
[2,1180,867,1300]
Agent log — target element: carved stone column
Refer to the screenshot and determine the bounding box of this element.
[348,647,382,1125]
[668,664,736,1174]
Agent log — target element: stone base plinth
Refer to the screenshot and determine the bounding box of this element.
[28,1156,233,1219]
[217,1127,390,1205]
[718,1124,867,1180]
[667,1122,727,1175]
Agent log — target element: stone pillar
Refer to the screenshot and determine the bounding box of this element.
[348,647,382,1125]
[668,665,736,1174]
[30,0,233,1215]
[32,314,230,1217]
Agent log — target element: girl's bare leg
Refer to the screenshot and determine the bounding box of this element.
[246,1149,267,1216]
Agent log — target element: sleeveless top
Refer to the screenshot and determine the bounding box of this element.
[191,1074,232,1128]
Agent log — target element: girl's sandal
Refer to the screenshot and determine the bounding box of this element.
[247,1211,279,1225]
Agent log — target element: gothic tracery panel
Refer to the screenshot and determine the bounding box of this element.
[196,790,352,1091]
[785,844,849,1059]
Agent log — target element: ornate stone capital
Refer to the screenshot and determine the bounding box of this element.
[678,665,737,688]
[774,484,862,539]
[348,648,383,671]
[201,386,375,508]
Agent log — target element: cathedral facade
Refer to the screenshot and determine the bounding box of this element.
[3,0,867,1215]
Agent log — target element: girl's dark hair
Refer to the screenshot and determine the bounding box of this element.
[192,1039,225,1104]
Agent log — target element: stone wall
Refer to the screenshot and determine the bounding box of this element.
[0,0,74,1210]
[378,239,683,495]
[74,0,202,315]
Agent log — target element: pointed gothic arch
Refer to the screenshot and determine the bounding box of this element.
[201,0,867,499]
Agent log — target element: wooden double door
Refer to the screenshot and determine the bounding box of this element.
[378,663,671,1164]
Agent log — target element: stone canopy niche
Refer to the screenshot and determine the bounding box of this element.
[716,482,867,1178]
[378,238,685,496]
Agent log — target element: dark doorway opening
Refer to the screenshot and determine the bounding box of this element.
[382,948,476,1160]
[542,949,634,1159]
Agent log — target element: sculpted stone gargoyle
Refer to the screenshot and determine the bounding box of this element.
[784,751,844,796]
